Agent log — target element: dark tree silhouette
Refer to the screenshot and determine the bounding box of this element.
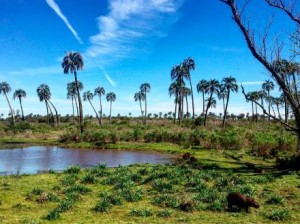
[94,86,105,125]
[62,52,84,132]
[106,92,116,124]
[83,91,101,125]
[140,83,151,125]
[0,82,15,125]
[13,89,26,120]
[134,91,145,122]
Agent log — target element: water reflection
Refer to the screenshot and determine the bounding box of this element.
[0,145,171,175]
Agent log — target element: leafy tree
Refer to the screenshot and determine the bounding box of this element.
[182,57,196,119]
[83,91,101,125]
[67,81,83,121]
[134,91,145,122]
[0,82,15,125]
[62,51,84,132]
[106,92,116,124]
[94,86,105,125]
[197,79,209,115]
[140,83,151,124]
[221,76,238,127]
[262,80,275,122]
[221,0,300,150]
[204,79,220,126]
[13,89,26,120]
[37,84,54,124]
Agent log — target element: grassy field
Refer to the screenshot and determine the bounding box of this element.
[0,120,299,223]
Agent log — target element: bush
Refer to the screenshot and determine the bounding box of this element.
[130,208,153,217]
[265,208,291,221]
[218,129,241,150]
[45,209,60,220]
[65,165,81,174]
[94,198,112,212]
[266,194,284,205]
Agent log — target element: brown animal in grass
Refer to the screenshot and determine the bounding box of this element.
[227,192,259,212]
[37,192,48,203]
[182,153,191,160]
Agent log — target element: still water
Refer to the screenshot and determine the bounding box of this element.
[0,145,172,175]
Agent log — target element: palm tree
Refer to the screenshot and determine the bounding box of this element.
[183,57,196,119]
[106,92,116,124]
[140,83,151,125]
[169,81,181,124]
[218,88,227,115]
[196,79,209,116]
[221,76,238,127]
[134,91,145,122]
[67,81,83,119]
[83,91,101,125]
[37,84,53,124]
[0,82,15,125]
[171,65,186,124]
[13,89,26,120]
[62,51,84,132]
[273,96,284,120]
[205,96,217,110]
[94,86,105,125]
[182,86,192,117]
[204,79,220,126]
[37,84,58,125]
[250,91,260,123]
[262,80,275,122]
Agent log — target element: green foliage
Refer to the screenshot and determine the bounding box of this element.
[45,209,60,220]
[266,194,284,205]
[158,209,172,218]
[130,208,153,217]
[264,208,291,221]
[65,165,81,174]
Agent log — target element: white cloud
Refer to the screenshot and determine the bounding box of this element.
[239,81,264,86]
[86,0,183,62]
[45,0,83,44]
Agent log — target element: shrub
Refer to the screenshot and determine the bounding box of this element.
[152,179,173,193]
[158,209,172,218]
[120,188,143,202]
[266,194,284,205]
[64,184,91,195]
[57,199,73,212]
[94,198,111,212]
[218,129,241,150]
[265,208,291,221]
[45,209,60,220]
[61,174,78,186]
[81,172,97,184]
[65,165,81,174]
[130,208,153,217]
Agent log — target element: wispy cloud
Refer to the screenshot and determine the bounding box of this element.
[45,0,83,44]
[86,0,183,62]
[100,68,116,87]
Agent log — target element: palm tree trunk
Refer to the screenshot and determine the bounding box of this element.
[222,90,230,127]
[174,99,177,124]
[89,99,101,125]
[46,100,55,125]
[255,104,258,123]
[276,104,282,120]
[71,96,75,123]
[189,79,195,119]
[144,93,147,125]
[48,100,59,125]
[99,96,103,125]
[251,101,254,122]
[185,95,189,118]
[4,93,15,125]
[202,92,205,116]
[284,95,288,123]
[109,101,112,124]
[139,99,143,123]
[45,101,49,124]
[74,71,84,133]
[204,93,213,126]
[268,90,271,122]
[18,97,25,120]
[74,96,79,117]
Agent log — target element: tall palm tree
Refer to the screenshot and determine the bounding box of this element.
[205,96,217,110]
[83,91,101,125]
[171,65,186,124]
[246,92,255,121]
[262,80,275,122]
[218,88,227,115]
[13,89,26,120]
[37,84,53,124]
[62,51,84,132]
[94,86,105,125]
[106,92,116,124]
[196,79,209,116]
[182,86,192,117]
[169,81,181,124]
[134,91,145,122]
[0,82,15,125]
[221,76,238,127]
[273,96,284,120]
[183,57,196,119]
[249,91,260,123]
[204,79,220,126]
[140,83,151,124]
[67,81,83,118]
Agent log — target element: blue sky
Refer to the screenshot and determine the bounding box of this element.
[0,0,295,117]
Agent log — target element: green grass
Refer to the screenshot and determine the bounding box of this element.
[0,151,299,223]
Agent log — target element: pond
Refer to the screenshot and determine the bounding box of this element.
[0,145,173,175]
